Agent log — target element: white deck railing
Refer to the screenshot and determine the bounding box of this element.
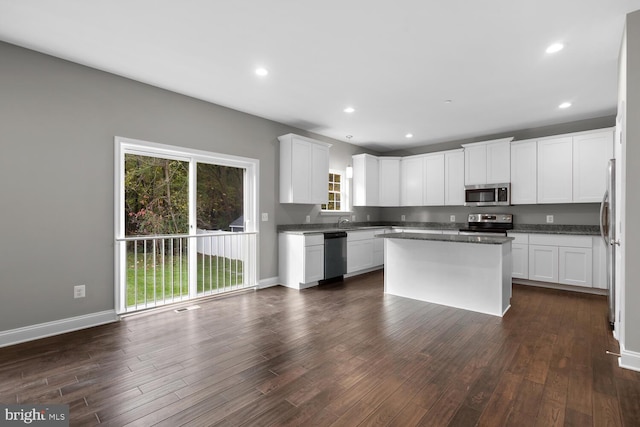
[116,232,257,313]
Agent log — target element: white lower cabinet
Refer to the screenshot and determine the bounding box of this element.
[347,230,376,274]
[529,245,559,283]
[372,229,386,267]
[559,246,592,286]
[510,233,529,279]
[279,233,324,289]
[347,240,374,273]
[512,244,529,279]
[516,233,596,289]
[304,244,325,283]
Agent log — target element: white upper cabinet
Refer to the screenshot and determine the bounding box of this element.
[572,130,613,202]
[279,134,331,204]
[378,157,401,206]
[537,129,613,204]
[462,138,513,185]
[463,144,486,185]
[444,149,465,206]
[486,140,511,183]
[352,154,401,207]
[510,140,537,205]
[423,153,445,206]
[401,155,424,206]
[537,136,573,204]
[310,143,330,203]
[352,154,379,206]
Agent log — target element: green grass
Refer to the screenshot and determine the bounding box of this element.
[126,251,243,307]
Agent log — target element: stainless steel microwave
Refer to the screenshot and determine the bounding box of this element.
[464,183,510,206]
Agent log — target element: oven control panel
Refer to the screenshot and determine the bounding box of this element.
[467,214,512,224]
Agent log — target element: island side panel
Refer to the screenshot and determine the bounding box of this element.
[383,238,511,317]
[501,242,512,315]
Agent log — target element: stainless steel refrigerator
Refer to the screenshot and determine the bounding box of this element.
[600,158,617,329]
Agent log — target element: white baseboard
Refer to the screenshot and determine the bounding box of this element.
[619,343,640,372]
[512,279,608,295]
[258,276,280,289]
[0,310,119,348]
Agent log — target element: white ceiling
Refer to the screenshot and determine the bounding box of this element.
[1,1,639,152]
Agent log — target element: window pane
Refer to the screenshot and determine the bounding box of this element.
[335,175,341,183]
[335,183,340,192]
[329,183,334,191]
[335,202,341,210]
[196,163,244,232]
[328,202,335,210]
[124,154,189,236]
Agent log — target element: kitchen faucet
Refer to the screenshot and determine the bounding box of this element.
[337,216,351,229]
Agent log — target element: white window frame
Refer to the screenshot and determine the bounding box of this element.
[320,169,351,214]
[114,136,259,314]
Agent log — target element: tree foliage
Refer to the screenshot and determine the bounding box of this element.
[124,154,244,236]
[125,154,189,236]
[197,163,243,230]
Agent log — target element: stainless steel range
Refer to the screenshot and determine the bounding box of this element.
[458,213,513,236]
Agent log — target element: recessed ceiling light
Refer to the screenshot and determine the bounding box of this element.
[546,43,564,54]
[559,102,572,109]
[444,99,453,104]
[405,133,414,139]
[343,107,355,113]
[255,67,269,76]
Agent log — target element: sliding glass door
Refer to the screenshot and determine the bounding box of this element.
[115,137,258,314]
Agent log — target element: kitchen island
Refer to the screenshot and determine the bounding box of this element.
[379,232,513,317]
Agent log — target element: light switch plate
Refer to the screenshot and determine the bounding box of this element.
[450,215,456,222]
[261,212,268,222]
[546,215,554,223]
[305,215,311,223]
[401,215,406,221]
[367,214,370,221]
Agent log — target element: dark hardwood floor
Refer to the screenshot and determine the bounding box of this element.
[2,270,639,426]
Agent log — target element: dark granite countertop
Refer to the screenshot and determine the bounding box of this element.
[379,232,514,245]
[509,224,600,235]
[277,222,463,235]
[278,222,600,236]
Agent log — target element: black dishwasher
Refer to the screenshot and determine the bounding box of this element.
[323,231,347,280]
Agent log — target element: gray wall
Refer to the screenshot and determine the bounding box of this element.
[0,41,373,331]
[623,10,640,355]
[379,204,600,225]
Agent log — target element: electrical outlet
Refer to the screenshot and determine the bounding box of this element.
[546,215,554,223]
[261,212,268,222]
[351,214,356,221]
[367,214,370,221]
[305,215,311,223]
[450,215,456,222]
[74,285,86,299]
[401,215,406,221]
